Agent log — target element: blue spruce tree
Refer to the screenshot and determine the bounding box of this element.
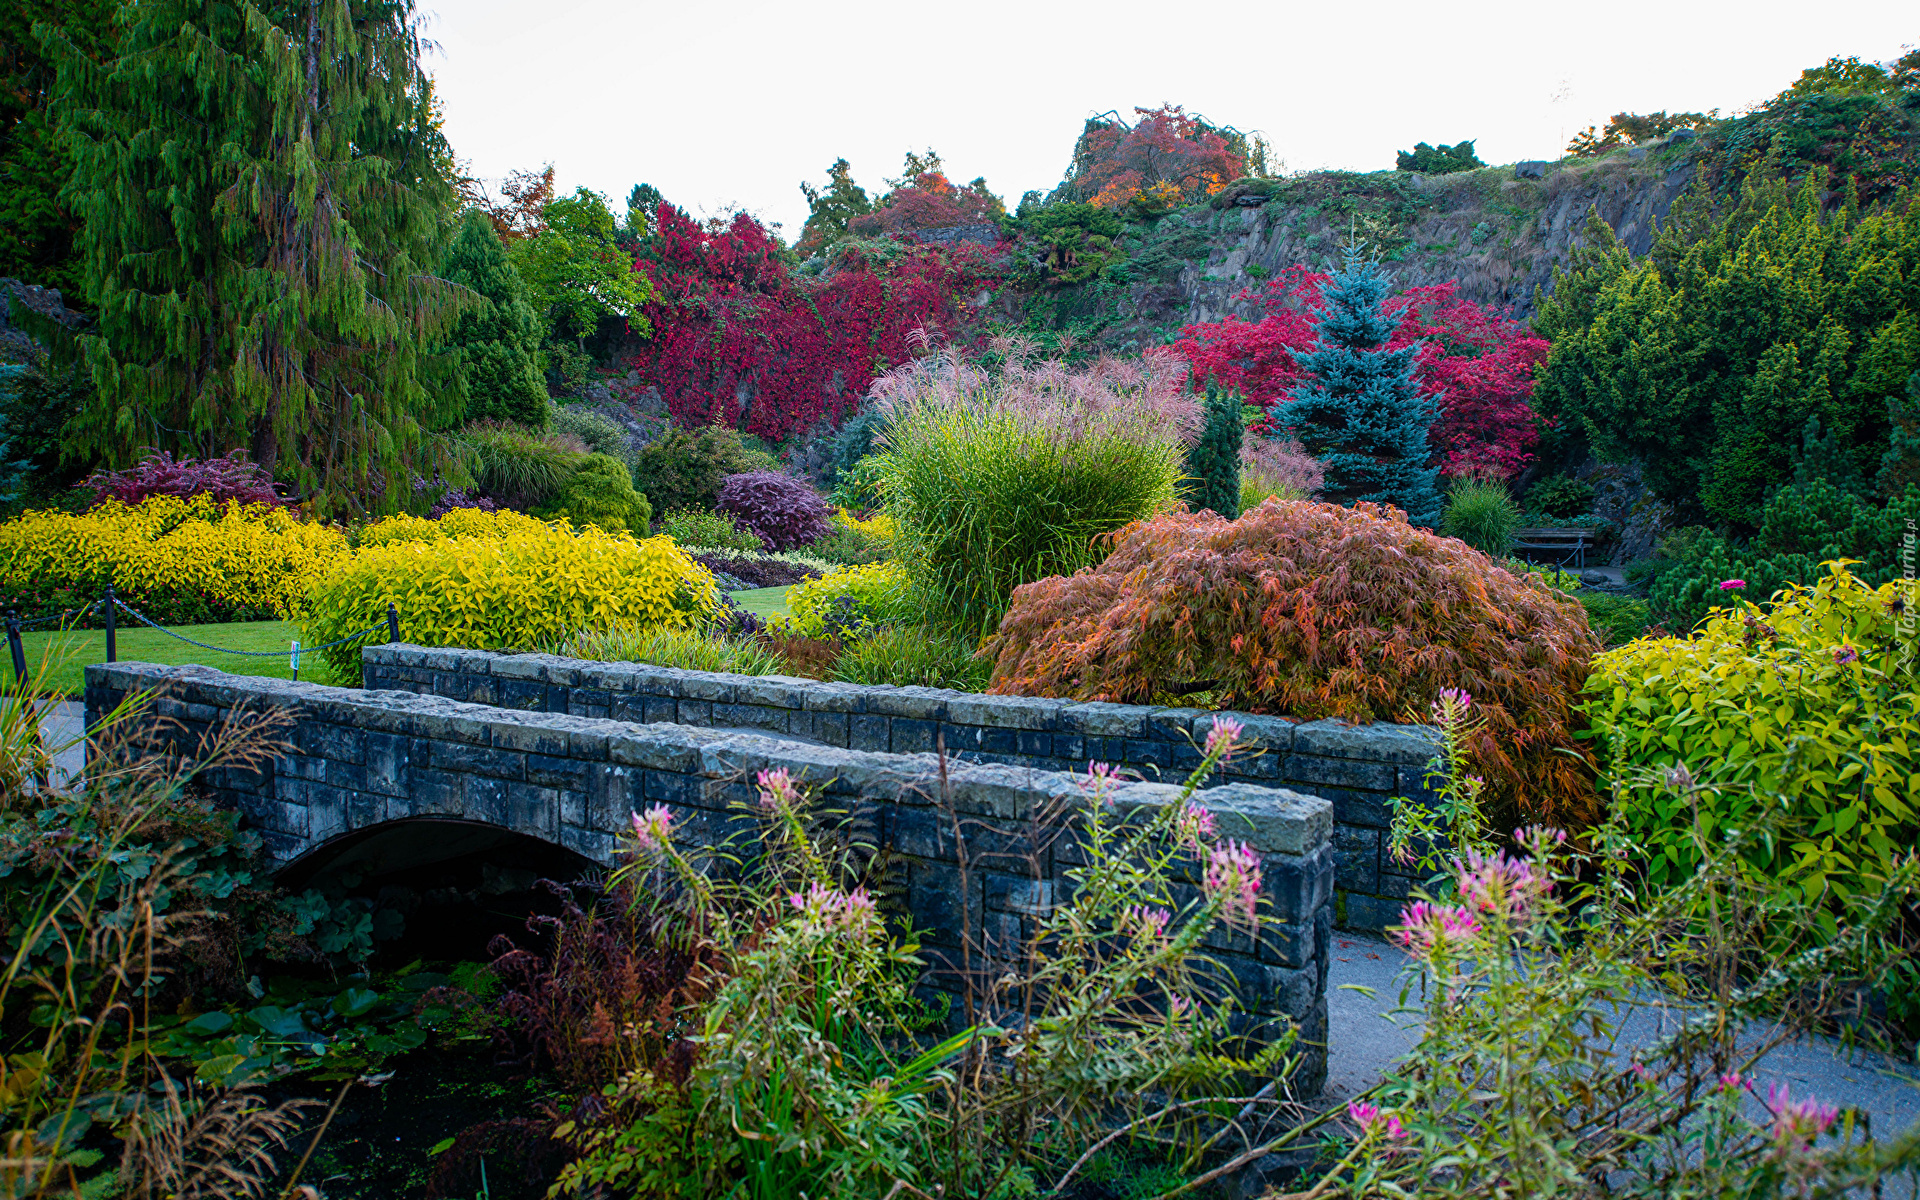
[1283,241,1442,527]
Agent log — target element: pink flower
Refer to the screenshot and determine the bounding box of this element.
[1126,905,1172,941]
[1629,1061,1651,1081]
[1203,716,1245,763]
[1833,645,1859,666]
[1718,579,1746,591]
[1203,840,1262,926]
[629,804,674,852]
[1390,901,1481,956]
[1766,1083,1838,1150]
[1453,849,1552,925]
[1429,687,1473,725]
[1079,761,1124,805]
[1168,993,1192,1018]
[756,767,800,812]
[1176,801,1218,847]
[787,882,879,932]
[1719,1072,1750,1093]
[1347,1100,1407,1140]
[1514,825,1568,856]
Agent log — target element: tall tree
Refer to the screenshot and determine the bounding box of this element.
[795,158,873,255]
[1181,379,1243,518]
[442,208,548,427]
[1280,242,1442,527]
[0,0,114,296]
[510,186,653,346]
[42,0,464,514]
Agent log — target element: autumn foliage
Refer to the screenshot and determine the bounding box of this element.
[1172,267,1549,478]
[848,170,1004,237]
[982,499,1601,824]
[1066,105,1247,212]
[625,204,1004,441]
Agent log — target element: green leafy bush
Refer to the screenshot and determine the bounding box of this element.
[778,561,920,640]
[457,420,585,509]
[657,506,761,551]
[551,405,633,462]
[876,352,1190,635]
[1585,563,1919,921]
[831,624,990,691]
[1394,139,1484,174]
[535,453,652,535]
[1647,478,1920,628]
[630,424,770,513]
[1525,473,1596,518]
[1440,478,1522,557]
[558,622,785,676]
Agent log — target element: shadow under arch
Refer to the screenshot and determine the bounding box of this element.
[276,818,600,965]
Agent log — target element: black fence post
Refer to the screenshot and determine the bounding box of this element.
[387,603,400,643]
[104,584,116,663]
[6,610,26,689]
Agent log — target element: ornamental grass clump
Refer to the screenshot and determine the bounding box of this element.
[875,346,1196,635]
[984,498,1603,824]
[1440,475,1523,557]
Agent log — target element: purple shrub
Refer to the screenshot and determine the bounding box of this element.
[715,470,832,550]
[413,473,499,518]
[88,450,282,508]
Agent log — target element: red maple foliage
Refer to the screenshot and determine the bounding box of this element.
[625,204,1004,442]
[1171,267,1550,478]
[1071,105,1246,212]
[848,171,1004,237]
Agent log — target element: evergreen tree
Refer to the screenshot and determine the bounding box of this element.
[796,158,874,255]
[0,0,114,295]
[443,209,548,427]
[1880,371,1920,500]
[1181,379,1243,518]
[1283,242,1442,527]
[42,0,464,515]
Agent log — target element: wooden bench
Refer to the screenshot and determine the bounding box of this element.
[1510,527,1596,571]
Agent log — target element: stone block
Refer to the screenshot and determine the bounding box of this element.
[676,672,736,702]
[508,782,560,837]
[889,717,936,754]
[1263,844,1336,924]
[490,722,568,756]
[1282,753,1396,794]
[946,694,1058,731]
[860,686,951,721]
[1327,789,1393,830]
[1200,784,1332,855]
[1293,719,1440,765]
[849,714,890,753]
[802,682,867,713]
[427,741,525,781]
[1058,702,1160,739]
[1340,893,1402,932]
[1331,826,1381,894]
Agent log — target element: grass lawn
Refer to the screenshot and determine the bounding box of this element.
[730,586,792,618]
[20,620,304,697]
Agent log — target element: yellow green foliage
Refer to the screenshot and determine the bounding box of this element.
[777,561,919,639]
[357,507,551,547]
[832,507,895,542]
[1585,562,1920,914]
[303,516,721,681]
[0,496,348,618]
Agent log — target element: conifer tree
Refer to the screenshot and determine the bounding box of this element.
[1880,371,1920,500]
[42,0,463,515]
[443,209,549,427]
[1181,379,1243,518]
[1282,242,1442,527]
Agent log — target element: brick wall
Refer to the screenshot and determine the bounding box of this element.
[87,661,1337,1094]
[364,644,1438,929]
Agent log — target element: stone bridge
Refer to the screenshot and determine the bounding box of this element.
[83,647,1445,1097]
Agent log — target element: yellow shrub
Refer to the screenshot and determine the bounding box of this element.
[832,507,895,542]
[777,561,919,639]
[358,508,551,547]
[0,496,348,620]
[302,517,722,681]
[1585,562,1920,917]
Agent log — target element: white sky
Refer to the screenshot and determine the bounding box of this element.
[423,0,1912,243]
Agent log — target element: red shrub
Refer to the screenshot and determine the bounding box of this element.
[982,499,1601,824]
[1069,104,1247,211]
[1172,269,1550,479]
[88,450,282,508]
[847,170,1004,237]
[626,204,1004,443]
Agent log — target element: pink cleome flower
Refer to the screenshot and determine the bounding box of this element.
[755,767,801,812]
[1347,1100,1407,1140]
[1453,849,1552,925]
[1203,715,1245,763]
[1429,687,1473,726]
[1176,801,1219,847]
[1126,904,1173,940]
[1203,840,1262,926]
[629,804,674,852]
[1766,1082,1839,1151]
[1718,579,1746,591]
[1390,901,1481,956]
[788,882,879,931]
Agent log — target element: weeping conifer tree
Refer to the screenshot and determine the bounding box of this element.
[1283,240,1442,528]
[42,0,464,514]
[1180,378,1242,518]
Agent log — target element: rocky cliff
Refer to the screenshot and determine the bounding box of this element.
[1034,140,1701,349]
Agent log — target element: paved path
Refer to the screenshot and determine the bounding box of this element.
[40,699,84,790]
[1324,930,1920,1140]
